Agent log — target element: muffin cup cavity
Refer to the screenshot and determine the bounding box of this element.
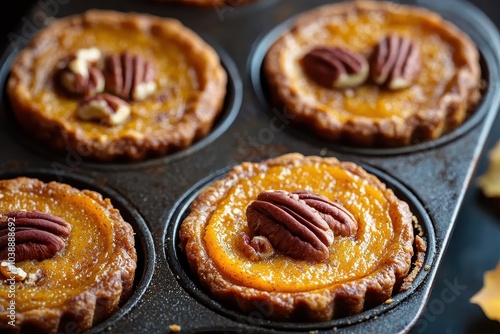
[0,30,242,170]
[249,2,497,156]
[165,161,435,330]
[0,169,155,333]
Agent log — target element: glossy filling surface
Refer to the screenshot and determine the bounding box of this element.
[0,183,113,311]
[284,10,465,121]
[204,164,403,292]
[29,25,198,140]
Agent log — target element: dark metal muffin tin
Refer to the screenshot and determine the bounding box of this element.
[0,0,499,333]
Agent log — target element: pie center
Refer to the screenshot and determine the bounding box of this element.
[286,11,462,120]
[204,164,404,292]
[28,24,197,140]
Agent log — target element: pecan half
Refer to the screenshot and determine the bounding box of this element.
[302,46,369,89]
[77,93,131,126]
[370,35,421,90]
[104,52,157,101]
[246,190,334,262]
[58,48,105,96]
[0,210,71,263]
[293,190,358,237]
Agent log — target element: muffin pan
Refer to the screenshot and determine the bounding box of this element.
[0,0,499,333]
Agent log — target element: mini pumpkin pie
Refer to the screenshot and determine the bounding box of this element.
[264,1,481,147]
[180,153,425,321]
[0,177,137,333]
[7,10,227,161]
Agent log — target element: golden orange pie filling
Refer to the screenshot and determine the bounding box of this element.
[284,12,463,120]
[181,154,419,321]
[265,1,481,146]
[27,26,196,140]
[205,164,397,292]
[0,178,136,332]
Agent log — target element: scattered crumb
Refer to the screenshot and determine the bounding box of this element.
[309,331,318,334]
[319,148,328,157]
[424,265,431,271]
[24,270,42,286]
[0,261,27,281]
[169,324,181,333]
[332,327,338,331]
[385,298,393,305]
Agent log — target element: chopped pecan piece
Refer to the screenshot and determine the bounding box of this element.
[77,93,131,126]
[237,232,275,261]
[0,261,27,281]
[58,47,105,96]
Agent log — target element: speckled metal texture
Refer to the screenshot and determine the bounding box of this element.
[0,0,499,333]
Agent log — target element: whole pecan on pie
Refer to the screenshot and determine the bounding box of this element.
[293,190,358,237]
[370,34,422,90]
[0,210,71,263]
[243,190,357,262]
[302,46,369,89]
[104,51,157,101]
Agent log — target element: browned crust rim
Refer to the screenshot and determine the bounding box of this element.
[180,153,416,321]
[7,10,227,161]
[0,177,137,333]
[264,0,482,147]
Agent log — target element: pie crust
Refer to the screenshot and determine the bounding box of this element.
[7,10,227,161]
[0,177,137,333]
[180,153,419,321]
[264,1,481,147]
